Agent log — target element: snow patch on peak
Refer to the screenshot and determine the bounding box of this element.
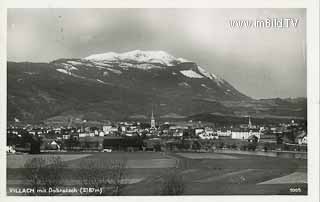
[135,63,164,70]
[107,68,122,74]
[201,84,211,90]
[60,63,78,71]
[197,66,217,80]
[92,61,113,67]
[177,57,190,63]
[180,70,203,79]
[84,50,182,66]
[84,51,223,82]
[67,61,83,66]
[56,69,69,75]
[122,50,176,64]
[197,65,225,86]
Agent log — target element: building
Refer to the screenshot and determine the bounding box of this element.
[150,108,156,129]
[198,127,218,140]
[199,132,218,140]
[217,129,232,137]
[79,136,104,150]
[63,134,71,140]
[259,133,277,143]
[231,128,261,140]
[230,116,261,140]
[49,140,61,150]
[247,135,259,143]
[102,125,118,135]
[195,128,205,136]
[41,138,61,150]
[99,131,105,137]
[296,131,307,145]
[240,116,257,129]
[6,146,16,153]
[79,133,90,138]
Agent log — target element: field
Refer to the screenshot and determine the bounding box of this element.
[7,151,307,195]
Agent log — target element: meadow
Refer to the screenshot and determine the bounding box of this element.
[7,151,307,195]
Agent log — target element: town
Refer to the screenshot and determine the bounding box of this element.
[7,111,307,154]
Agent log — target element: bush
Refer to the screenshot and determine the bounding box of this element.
[240,144,248,151]
[153,144,161,152]
[79,160,109,195]
[231,143,238,149]
[247,143,257,151]
[262,142,276,151]
[217,142,225,149]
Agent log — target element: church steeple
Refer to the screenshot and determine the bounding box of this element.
[248,115,252,129]
[151,108,154,120]
[151,105,156,129]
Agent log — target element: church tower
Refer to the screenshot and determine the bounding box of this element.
[248,115,252,129]
[150,107,156,129]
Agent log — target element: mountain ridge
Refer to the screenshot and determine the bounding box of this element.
[7,50,306,123]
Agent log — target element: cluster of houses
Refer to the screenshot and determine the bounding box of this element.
[7,115,307,153]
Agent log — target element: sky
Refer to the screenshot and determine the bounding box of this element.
[7,8,306,99]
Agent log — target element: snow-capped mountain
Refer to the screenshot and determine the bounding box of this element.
[8,50,256,122]
[64,50,223,85]
[84,50,189,67]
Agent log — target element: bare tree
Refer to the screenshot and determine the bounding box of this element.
[79,159,110,195]
[23,156,65,195]
[24,157,46,195]
[108,159,127,196]
[160,169,185,195]
[79,159,127,196]
[40,156,66,192]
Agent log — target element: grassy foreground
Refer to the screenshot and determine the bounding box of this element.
[7,151,307,195]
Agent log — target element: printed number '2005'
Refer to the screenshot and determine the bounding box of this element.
[290,188,301,193]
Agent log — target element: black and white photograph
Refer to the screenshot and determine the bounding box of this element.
[2,4,319,201]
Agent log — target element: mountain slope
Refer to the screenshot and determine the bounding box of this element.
[8,51,248,122]
[50,50,249,101]
[7,50,305,124]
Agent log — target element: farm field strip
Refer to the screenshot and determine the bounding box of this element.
[7,178,145,186]
[126,159,176,168]
[258,171,307,184]
[7,154,92,168]
[176,152,240,159]
[6,152,308,195]
[64,153,177,169]
[7,152,177,169]
[74,152,172,160]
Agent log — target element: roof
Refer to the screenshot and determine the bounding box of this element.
[296,131,307,139]
[248,135,258,140]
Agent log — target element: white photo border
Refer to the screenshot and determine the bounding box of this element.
[0,1,318,202]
